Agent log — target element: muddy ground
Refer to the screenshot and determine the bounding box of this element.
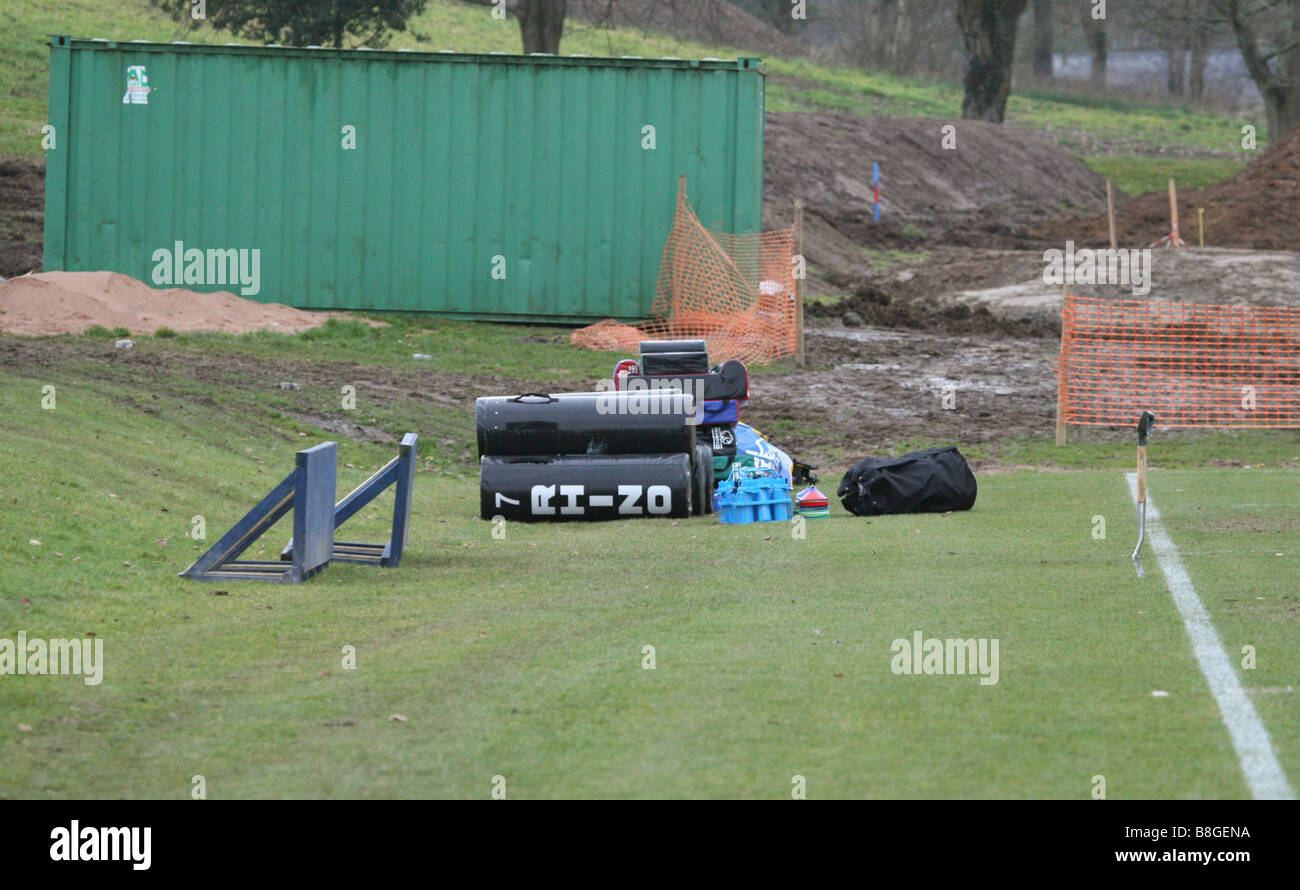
[0,322,1060,475]
[5,111,1298,472]
[814,245,1300,336]
[750,326,1062,470]
[784,243,1300,469]
[0,159,43,279]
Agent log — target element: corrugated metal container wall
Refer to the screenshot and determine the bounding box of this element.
[43,37,765,321]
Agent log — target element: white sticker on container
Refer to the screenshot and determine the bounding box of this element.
[123,65,151,104]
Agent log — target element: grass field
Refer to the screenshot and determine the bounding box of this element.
[0,0,1291,802]
[1082,156,1246,196]
[1,325,1296,799]
[1,0,1260,198]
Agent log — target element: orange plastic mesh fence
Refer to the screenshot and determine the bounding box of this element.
[571,182,797,364]
[1058,294,1300,428]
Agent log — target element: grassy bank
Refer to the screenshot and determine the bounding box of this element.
[1,326,1296,797]
[2,0,1260,174]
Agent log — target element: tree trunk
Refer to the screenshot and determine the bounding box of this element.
[1218,0,1300,141]
[956,0,1029,123]
[1263,85,1300,144]
[517,0,566,54]
[1166,43,1186,96]
[873,0,899,70]
[1077,3,1106,86]
[1031,0,1053,80]
[891,0,910,72]
[1188,30,1208,101]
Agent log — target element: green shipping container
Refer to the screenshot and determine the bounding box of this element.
[43,36,765,321]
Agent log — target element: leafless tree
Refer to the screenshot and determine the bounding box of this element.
[1031,0,1054,80]
[1075,0,1107,86]
[1213,0,1300,137]
[1129,1,1218,100]
[822,1,964,79]
[572,0,736,44]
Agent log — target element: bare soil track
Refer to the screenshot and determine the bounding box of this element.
[0,326,1060,472]
[751,327,1060,466]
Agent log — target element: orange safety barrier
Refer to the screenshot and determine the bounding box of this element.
[571,179,797,364]
[1058,294,1300,428]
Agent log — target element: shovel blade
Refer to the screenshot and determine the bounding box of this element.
[1132,503,1147,577]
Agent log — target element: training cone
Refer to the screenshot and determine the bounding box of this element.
[796,485,829,519]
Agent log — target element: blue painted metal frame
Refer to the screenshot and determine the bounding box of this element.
[181,442,337,584]
[283,433,417,567]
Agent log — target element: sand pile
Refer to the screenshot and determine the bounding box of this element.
[1039,123,1300,250]
[0,271,341,336]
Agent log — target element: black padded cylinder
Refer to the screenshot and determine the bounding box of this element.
[639,352,711,375]
[476,391,697,458]
[480,454,693,521]
[638,339,707,355]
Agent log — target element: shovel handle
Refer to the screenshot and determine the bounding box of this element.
[1134,411,1154,503]
[1136,444,1147,503]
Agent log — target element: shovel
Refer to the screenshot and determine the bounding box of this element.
[1132,411,1156,577]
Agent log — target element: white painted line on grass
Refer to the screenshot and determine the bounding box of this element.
[1127,473,1294,800]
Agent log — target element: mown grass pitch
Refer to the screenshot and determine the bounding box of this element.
[1,329,1296,798]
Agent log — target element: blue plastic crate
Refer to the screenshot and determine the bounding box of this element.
[714,465,792,524]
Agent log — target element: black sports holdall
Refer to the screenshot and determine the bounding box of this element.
[837,446,977,516]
